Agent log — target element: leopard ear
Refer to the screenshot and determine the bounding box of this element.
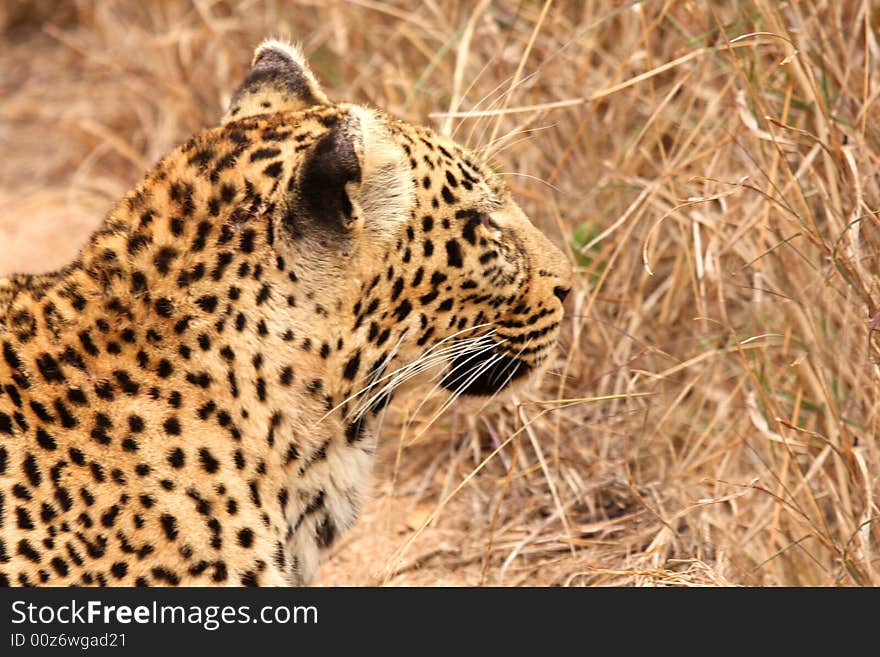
[286,107,414,240]
[222,39,329,124]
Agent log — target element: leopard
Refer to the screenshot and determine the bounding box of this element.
[0,40,572,586]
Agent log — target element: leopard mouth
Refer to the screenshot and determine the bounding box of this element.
[439,348,531,396]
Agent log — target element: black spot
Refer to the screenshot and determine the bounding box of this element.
[13,483,32,500]
[36,353,65,383]
[170,181,195,216]
[210,251,234,281]
[128,415,145,433]
[168,448,185,469]
[100,505,120,527]
[240,571,259,587]
[174,316,191,334]
[239,229,257,254]
[151,567,180,586]
[17,539,41,563]
[343,351,361,380]
[36,428,57,451]
[153,246,178,275]
[76,331,99,357]
[155,298,174,318]
[199,448,219,474]
[128,233,152,255]
[156,359,174,378]
[163,417,182,435]
[40,502,57,522]
[3,342,22,369]
[186,372,211,388]
[191,220,212,253]
[462,214,480,245]
[198,401,217,419]
[93,381,114,401]
[196,295,218,313]
[345,418,367,443]
[412,267,424,287]
[160,514,179,540]
[113,370,140,395]
[220,183,236,203]
[29,402,53,425]
[212,561,228,582]
[237,528,254,548]
[263,161,283,178]
[16,506,34,530]
[208,197,221,217]
[445,240,463,268]
[197,333,212,351]
[249,480,261,507]
[188,147,214,170]
[391,277,404,301]
[67,388,88,406]
[250,147,281,161]
[417,327,435,346]
[394,299,413,321]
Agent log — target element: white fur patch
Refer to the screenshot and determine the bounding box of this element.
[345,106,415,240]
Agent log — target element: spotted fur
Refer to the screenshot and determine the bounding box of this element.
[0,40,571,587]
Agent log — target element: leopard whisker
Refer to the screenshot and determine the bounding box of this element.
[409,351,509,443]
[472,339,536,417]
[350,331,499,422]
[317,324,497,425]
[402,337,507,430]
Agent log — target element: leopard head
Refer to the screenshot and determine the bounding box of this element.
[221,40,572,400]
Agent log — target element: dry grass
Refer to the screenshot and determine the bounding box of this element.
[1,0,879,586]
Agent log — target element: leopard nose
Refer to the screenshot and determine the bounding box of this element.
[553,286,571,303]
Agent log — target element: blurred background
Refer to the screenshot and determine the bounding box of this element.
[1,0,878,585]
